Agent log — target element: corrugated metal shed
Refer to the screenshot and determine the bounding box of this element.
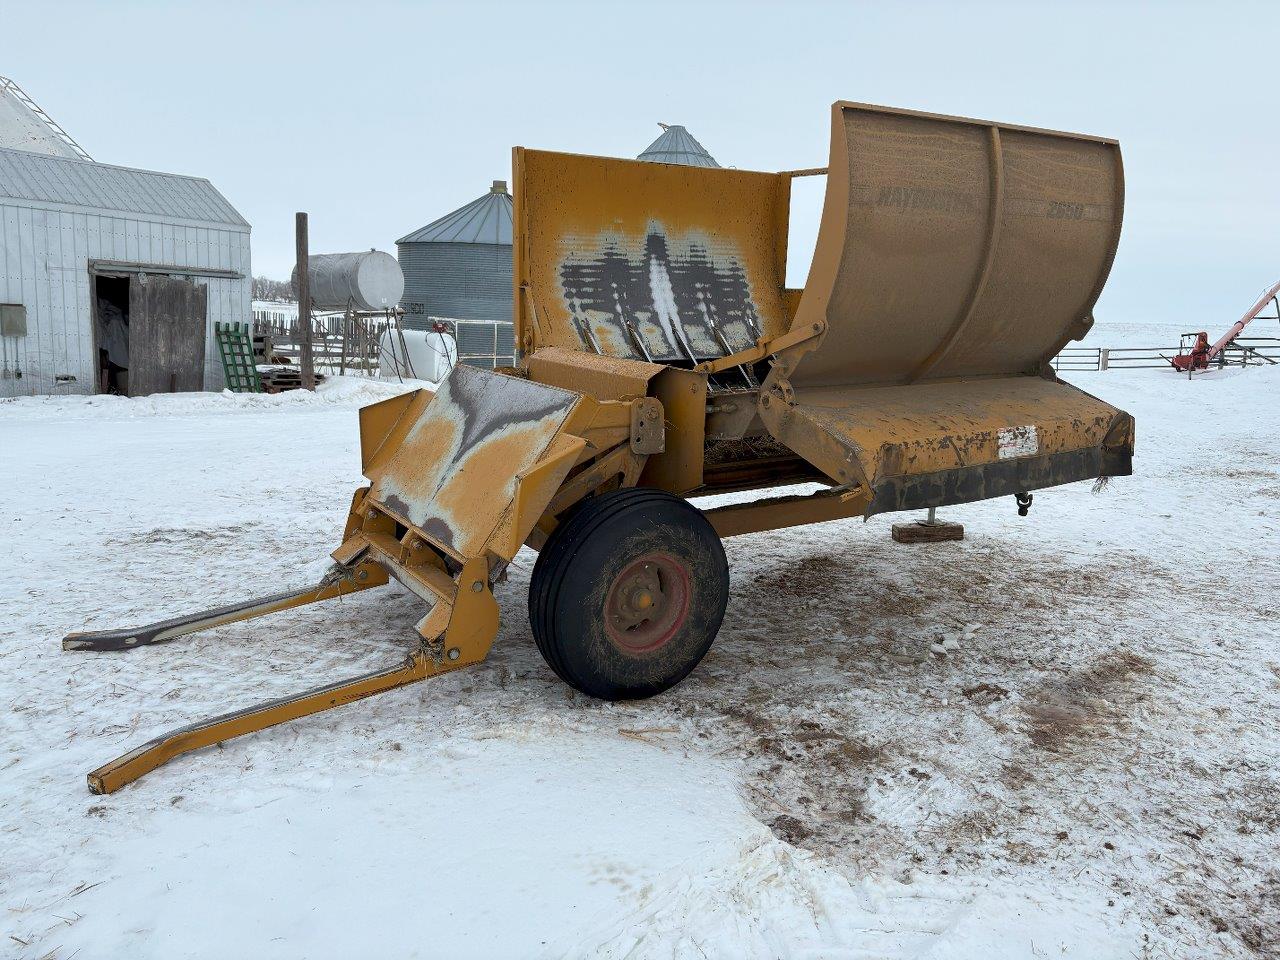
[0,148,247,227]
[397,181,514,365]
[0,147,251,397]
[637,124,720,168]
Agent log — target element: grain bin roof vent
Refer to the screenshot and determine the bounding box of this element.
[397,181,513,246]
[636,123,720,168]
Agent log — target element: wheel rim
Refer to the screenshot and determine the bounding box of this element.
[604,552,692,653]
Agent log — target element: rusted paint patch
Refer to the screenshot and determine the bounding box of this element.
[367,365,580,558]
[557,221,763,363]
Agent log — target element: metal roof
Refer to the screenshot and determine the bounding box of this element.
[637,124,720,168]
[0,146,249,228]
[0,76,92,161]
[398,180,513,245]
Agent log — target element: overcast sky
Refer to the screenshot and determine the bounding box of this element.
[4,0,1277,329]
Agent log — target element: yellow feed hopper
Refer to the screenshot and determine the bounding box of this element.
[66,102,1133,793]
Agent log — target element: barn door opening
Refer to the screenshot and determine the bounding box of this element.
[92,275,131,395]
[127,274,208,396]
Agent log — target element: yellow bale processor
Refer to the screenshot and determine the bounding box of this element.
[67,102,1133,793]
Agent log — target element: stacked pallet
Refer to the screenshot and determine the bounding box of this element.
[258,367,326,393]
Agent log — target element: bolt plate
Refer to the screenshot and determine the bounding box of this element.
[630,397,666,455]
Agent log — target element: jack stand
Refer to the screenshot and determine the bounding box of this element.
[891,506,965,544]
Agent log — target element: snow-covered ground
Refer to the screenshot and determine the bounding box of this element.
[1,367,1277,959]
[1085,315,1280,350]
[1083,320,1192,349]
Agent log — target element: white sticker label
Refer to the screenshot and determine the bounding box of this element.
[998,425,1039,459]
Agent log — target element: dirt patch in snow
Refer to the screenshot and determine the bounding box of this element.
[1020,650,1156,752]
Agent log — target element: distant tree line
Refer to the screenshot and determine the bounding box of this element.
[252,276,294,301]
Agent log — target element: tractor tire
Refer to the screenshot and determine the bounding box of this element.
[529,488,729,701]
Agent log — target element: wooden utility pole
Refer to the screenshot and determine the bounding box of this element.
[295,212,316,390]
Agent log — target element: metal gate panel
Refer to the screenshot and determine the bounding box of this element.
[456,321,498,356]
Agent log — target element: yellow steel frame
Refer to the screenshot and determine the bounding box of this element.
[69,101,1135,796]
[87,555,498,795]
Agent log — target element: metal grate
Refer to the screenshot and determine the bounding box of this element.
[421,318,515,369]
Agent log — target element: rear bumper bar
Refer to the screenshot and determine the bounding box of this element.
[868,443,1132,516]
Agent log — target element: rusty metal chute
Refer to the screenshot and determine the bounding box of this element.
[760,102,1132,508]
[781,102,1124,387]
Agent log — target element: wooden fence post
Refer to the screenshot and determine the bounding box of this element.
[295,212,316,391]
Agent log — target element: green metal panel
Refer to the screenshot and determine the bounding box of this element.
[214,322,262,393]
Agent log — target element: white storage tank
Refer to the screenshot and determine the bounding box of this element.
[378,327,455,383]
[292,250,404,311]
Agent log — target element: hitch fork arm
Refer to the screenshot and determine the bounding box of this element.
[84,555,499,794]
[63,559,389,652]
[88,650,434,794]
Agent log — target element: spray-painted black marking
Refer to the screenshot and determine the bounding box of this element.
[559,225,763,363]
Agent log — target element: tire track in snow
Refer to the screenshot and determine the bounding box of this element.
[540,832,979,960]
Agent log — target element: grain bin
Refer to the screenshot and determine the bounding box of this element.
[396,181,514,367]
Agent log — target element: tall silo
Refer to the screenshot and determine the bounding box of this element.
[396,180,514,369]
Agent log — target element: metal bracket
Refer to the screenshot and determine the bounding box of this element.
[760,378,796,409]
[630,397,665,454]
[695,321,826,376]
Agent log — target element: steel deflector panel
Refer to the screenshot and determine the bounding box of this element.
[365,364,581,559]
[786,102,1123,387]
[515,148,790,363]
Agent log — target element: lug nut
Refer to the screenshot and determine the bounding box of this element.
[447,647,460,661]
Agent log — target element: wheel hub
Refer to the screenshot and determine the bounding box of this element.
[605,552,691,653]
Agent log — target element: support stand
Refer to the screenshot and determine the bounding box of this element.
[891,506,965,543]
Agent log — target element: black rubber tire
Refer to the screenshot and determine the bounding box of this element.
[529,488,729,700]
